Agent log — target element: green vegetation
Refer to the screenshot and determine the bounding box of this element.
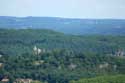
[70,75,125,83]
[0,29,125,56]
[0,29,125,83]
[31,80,43,83]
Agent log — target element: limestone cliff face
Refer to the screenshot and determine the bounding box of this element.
[115,49,124,57]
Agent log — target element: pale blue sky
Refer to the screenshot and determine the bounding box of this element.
[0,0,125,19]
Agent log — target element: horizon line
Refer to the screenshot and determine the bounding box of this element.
[0,15,125,20]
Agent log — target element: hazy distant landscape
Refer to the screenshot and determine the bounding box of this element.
[0,16,125,35]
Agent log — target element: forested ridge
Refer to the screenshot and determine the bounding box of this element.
[0,29,125,83]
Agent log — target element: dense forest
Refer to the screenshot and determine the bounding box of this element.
[0,29,125,83]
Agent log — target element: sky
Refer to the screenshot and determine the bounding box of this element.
[0,0,125,19]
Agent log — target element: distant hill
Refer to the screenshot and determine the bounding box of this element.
[0,16,125,35]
